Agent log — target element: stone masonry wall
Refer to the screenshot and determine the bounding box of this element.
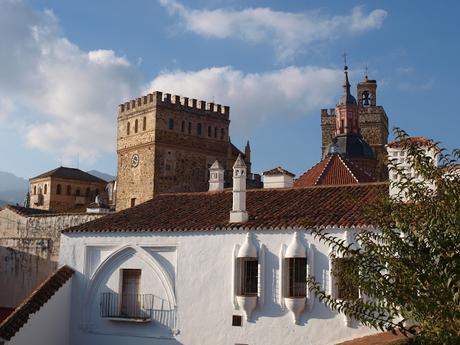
[0,208,105,307]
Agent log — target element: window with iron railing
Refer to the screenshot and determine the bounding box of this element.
[100,292,154,321]
[285,258,307,298]
[236,258,258,296]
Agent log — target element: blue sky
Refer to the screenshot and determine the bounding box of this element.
[0,0,458,179]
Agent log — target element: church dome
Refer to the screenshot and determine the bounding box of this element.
[330,134,375,160]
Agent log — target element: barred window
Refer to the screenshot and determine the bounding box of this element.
[236,258,258,296]
[286,258,307,298]
[332,257,359,300]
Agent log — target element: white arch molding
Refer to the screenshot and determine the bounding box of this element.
[82,244,177,328]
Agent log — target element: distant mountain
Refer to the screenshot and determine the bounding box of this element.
[0,171,28,205]
[86,170,116,182]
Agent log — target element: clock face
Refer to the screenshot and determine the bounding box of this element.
[131,154,139,168]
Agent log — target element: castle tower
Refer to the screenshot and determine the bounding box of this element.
[116,91,252,211]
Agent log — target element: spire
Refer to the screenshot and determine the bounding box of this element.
[338,60,357,106]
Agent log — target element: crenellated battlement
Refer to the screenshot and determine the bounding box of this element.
[118,91,230,118]
[320,108,336,117]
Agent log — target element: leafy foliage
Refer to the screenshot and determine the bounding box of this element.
[307,129,460,344]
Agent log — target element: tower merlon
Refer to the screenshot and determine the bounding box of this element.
[118,91,230,118]
[320,108,335,117]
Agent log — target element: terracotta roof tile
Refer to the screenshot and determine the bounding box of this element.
[0,308,14,324]
[63,183,388,233]
[294,154,376,188]
[335,332,407,345]
[263,166,295,177]
[0,266,74,341]
[30,166,106,183]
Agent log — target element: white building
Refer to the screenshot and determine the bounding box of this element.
[386,136,439,198]
[0,156,393,345]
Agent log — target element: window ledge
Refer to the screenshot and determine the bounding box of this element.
[106,317,152,323]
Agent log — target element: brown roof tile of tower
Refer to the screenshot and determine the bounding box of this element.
[294,154,376,188]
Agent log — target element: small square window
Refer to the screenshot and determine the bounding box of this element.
[232,315,242,327]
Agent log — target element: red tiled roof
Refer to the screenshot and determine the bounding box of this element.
[30,166,107,183]
[0,266,74,341]
[335,332,407,345]
[294,154,376,188]
[63,183,388,233]
[263,166,295,177]
[0,308,14,324]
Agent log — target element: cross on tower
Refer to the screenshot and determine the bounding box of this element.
[342,51,348,68]
[365,64,369,80]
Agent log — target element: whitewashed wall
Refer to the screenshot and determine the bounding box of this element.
[6,278,72,345]
[59,229,379,345]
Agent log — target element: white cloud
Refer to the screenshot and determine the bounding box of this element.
[146,66,342,133]
[159,0,387,62]
[0,0,141,162]
[0,0,346,165]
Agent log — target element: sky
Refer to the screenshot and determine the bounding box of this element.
[0,0,459,179]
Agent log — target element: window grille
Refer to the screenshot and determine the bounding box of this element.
[332,257,359,300]
[236,258,258,296]
[286,258,307,298]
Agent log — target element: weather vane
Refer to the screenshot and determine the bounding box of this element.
[342,51,347,68]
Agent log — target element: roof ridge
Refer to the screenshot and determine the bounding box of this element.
[315,154,334,185]
[337,155,359,183]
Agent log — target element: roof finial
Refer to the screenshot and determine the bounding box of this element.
[365,64,369,80]
[342,51,348,70]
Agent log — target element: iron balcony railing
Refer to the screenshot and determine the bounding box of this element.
[100,293,154,321]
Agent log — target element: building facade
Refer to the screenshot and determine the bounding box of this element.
[116,91,254,211]
[29,167,107,212]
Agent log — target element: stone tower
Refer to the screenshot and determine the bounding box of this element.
[321,71,388,168]
[116,91,252,211]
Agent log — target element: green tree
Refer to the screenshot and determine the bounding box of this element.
[307,129,460,345]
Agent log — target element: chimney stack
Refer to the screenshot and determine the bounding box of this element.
[209,160,224,192]
[230,154,248,223]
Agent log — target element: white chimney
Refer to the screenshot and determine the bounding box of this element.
[230,154,248,223]
[209,160,224,192]
[262,167,295,189]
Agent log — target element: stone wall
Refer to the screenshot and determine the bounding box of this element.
[0,208,105,307]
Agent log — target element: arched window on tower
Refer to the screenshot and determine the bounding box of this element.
[208,126,212,137]
[33,186,37,195]
[197,123,202,136]
[181,121,185,133]
[134,119,138,133]
[86,187,90,196]
[67,185,71,195]
[127,122,130,135]
[340,119,345,134]
[75,189,80,196]
[188,122,192,134]
[143,117,146,131]
[220,128,224,140]
[44,184,47,195]
[168,118,174,130]
[56,184,62,195]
